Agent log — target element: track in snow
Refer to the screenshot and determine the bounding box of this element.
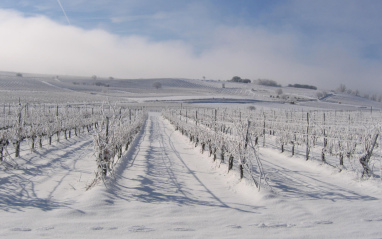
[108,113,248,210]
[1,112,382,238]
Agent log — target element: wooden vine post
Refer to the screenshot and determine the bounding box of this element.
[195,110,198,126]
[56,105,60,143]
[100,116,110,177]
[15,104,22,158]
[322,112,327,163]
[214,108,217,132]
[240,120,251,179]
[106,116,109,143]
[306,112,310,160]
[263,113,266,147]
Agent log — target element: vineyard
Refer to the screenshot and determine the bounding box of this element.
[3,102,381,188]
[163,107,382,185]
[1,97,382,238]
[2,0,382,236]
[0,102,146,185]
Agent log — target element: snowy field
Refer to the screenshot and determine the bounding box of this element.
[1,71,382,238]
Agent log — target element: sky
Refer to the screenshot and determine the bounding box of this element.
[0,0,381,92]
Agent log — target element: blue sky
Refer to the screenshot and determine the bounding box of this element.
[0,0,381,92]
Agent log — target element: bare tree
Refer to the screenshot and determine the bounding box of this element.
[337,84,346,93]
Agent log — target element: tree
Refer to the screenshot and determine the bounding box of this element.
[231,76,241,82]
[288,84,317,90]
[257,79,281,87]
[230,76,250,83]
[337,84,346,93]
[276,88,283,96]
[153,82,162,89]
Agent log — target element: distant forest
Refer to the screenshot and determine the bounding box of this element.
[288,84,317,90]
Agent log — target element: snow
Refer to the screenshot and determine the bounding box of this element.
[1,71,381,110]
[1,71,382,238]
[1,112,382,238]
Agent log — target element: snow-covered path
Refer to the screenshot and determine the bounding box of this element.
[76,113,264,238]
[1,112,382,238]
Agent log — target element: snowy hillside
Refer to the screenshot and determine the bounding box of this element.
[1,71,381,111]
[1,71,382,238]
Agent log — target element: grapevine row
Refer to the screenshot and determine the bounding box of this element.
[0,103,103,165]
[162,109,268,190]
[88,107,147,188]
[166,107,382,179]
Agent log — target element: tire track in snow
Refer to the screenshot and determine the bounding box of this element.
[158,116,230,208]
[110,112,256,212]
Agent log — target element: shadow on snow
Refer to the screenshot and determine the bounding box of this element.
[0,138,93,212]
[107,114,261,214]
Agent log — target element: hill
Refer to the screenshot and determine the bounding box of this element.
[0,71,381,111]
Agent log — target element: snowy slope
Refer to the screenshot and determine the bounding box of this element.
[1,112,382,238]
[1,71,381,110]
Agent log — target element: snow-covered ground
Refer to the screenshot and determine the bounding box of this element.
[2,71,381,111]
[1,71,382,238]
[1,112,382,238]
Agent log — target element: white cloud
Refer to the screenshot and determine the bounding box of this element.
[0,8,381,93]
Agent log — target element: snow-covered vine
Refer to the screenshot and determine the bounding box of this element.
[162,108,270,190]
[87,105,147,189]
